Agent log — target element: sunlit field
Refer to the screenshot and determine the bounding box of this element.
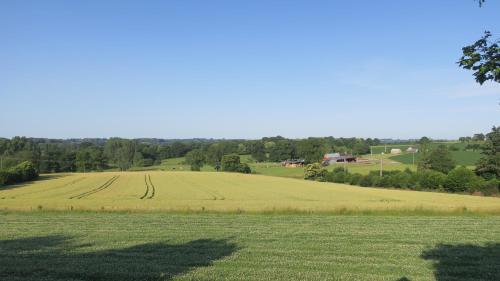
[1,171,499,213]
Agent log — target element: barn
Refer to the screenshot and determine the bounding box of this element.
[322,153,356,166]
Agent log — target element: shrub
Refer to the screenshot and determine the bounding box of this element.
[236,163,252,174]
[304,163,327,182]
[479,178,500,195]
[221,154,252,174]
[359,174,375,187]
[349,173,363,185]
[221,154,241,172]
[444,166,481,193]
[418,170,447,190]
[0,161,38,187]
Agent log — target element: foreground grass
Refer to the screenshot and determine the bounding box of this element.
[1,172,500,213]
[0,211,499,280]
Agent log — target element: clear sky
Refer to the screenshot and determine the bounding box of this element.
[1,0,498,140]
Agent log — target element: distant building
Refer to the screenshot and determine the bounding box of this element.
[406,147,418,153]
[281,159,305,168]
[322,153,356,166]
[390,148,402,154]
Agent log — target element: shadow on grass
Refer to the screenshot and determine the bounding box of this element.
[0,235,238,280]
[421,243,500,281]
[0,174,67,192]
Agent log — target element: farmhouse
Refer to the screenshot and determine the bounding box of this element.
[390,148,402,154]
[322,153,356,166]
[281,159,305,168]
[406,147,418,153]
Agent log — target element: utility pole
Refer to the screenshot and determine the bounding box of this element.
[412,152,415,166]
[380,153,384,177]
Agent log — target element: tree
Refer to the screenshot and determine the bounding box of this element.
[268,140,294,162]
[133,151,145,167]
[221,154,241,172]
[475,126,500,180]
[304,163,327,182]
[458,31,499,84]
[185,149,205,171]
[458,1,498,84]
[444,166,481,193]
[220,154,251,174]
[473,133,486,142]
[419,145,456,174]
[295,139,325,163]
[249,141,266,162]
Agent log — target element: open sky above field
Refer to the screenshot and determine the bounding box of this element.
[1,0,499,139]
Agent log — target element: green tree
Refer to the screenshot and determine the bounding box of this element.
[268,140,294,162]
[249,141,267,162]
[185,149,205,171]
[458,31,499,84]
[133,151,145,167]
[444,166,481,193]
[221,154,251,173]
[221,154,241,172]
[304,163,327,182]
[473,133,486,142]
[295,139,325,163]
[475,126,500,180]
[419,145,456,174]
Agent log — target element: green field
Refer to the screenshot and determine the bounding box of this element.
[371,142,483,166]
[1,171,500,213]
[390,151,482,166]
[1,211,499,280]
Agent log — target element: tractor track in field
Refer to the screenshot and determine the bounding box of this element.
[147,175,155,199]
[140,174,155,199]
[69,176,119,199]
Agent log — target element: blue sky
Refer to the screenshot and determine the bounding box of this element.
[1,0,498,139]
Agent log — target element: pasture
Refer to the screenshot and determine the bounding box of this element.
[1,171,500,213]
[371,142,483,166]
[1,212,499,280]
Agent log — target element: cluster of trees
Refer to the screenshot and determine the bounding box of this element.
[252,137,380,163]
[0,137,210,173]
[306,126,500,196]
[306,165,498,196]
[0,136,381,173]
[0,161,38,187]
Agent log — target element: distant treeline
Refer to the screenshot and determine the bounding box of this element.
[0,136,382,173]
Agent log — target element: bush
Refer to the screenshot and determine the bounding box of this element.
[304,163,327,182]
[0,161,38,187]
[418,170,446,190]
[220,154,251,174]
[221,154,241,172]
[236,163,252,174]
[444,166,481,193]
[349,173,363,185]
[359,174,375,187]
[478,178,500,195]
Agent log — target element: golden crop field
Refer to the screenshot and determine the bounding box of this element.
[1,171,500,213]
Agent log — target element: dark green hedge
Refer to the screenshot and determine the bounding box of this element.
[0,161,38,187]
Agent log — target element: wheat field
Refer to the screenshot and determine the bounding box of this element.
[1,171,500,213]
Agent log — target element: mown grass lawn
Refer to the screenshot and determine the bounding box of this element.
[1,212,499,281]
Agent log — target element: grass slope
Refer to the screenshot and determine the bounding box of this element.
[1,212,499,280]
[1,172,499,213]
